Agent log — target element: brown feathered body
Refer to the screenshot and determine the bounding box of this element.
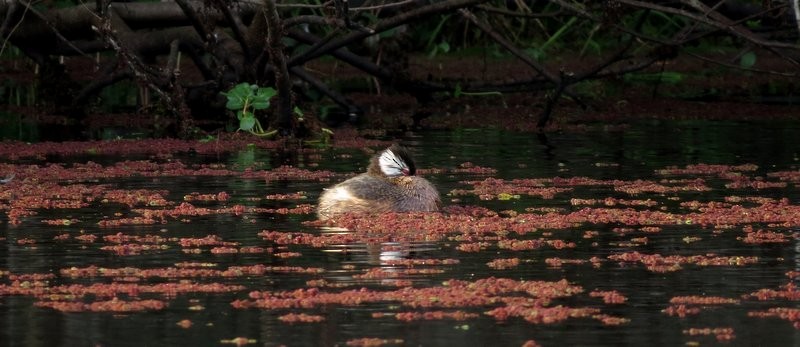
[317,145,440,221]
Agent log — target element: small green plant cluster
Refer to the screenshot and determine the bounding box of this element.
[222,83,277,137]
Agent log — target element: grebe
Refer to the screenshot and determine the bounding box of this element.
[317,144,440,221]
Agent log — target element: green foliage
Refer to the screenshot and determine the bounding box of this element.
[739,51,757,69]
[222,83,278,137]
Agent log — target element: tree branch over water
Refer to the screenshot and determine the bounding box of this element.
[0,0,798,136]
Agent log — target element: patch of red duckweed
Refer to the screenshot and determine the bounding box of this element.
[570,198,658,207]
[219,337,257,346]
[724,177,786,189]
[75,234,97,243]
[234,277,584,319]
[639,226,662,233]
[683,327,736,341]
[593,314,630,325]
[614,179,710,195]
[174,262,217,268]
[670,296,740,305]
[381,259,460,266]
[42,218,80,226]
[179,235,239,248]
[59,264,323,279]
[608,252,759,273]
[589,290,628,304]
[210,247,239,254]
[739,228,794,244]
[97,216,157,227]
[7,273,56,281]
[452,162,498,174]
[240,165,336,181]
[353,268,445,280]
[100,243,168,255]
[103,189,170,207]
[0,136,285,160]
[662,305,702,317]
[748,308,800,329]
[545,258,588,268]
[452,178,571,200]
[442,205,498,217]
[745,283,800,301]
[239,246,267,253]
[487,258,521,270]
[277,313,326,323]
[103,233,170,244]
[34,298,166,312]
[274,252,302,258]
[183,192,230,202]
[456,242,490,252]
[656,164,758,176]
[497,239,543,251]
[345,338,404,347]
[16,238,36,245]
[266,192,308,200]
[378,310,479,321]
[485,305,600,324]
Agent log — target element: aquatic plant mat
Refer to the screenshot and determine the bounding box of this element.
[1,123,799,346]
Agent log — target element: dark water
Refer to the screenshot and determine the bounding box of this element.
[2,120,800,346]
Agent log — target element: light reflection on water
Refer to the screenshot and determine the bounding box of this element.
[2,120,800,346]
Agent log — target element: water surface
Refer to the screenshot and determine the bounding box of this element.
[2,119,800,346]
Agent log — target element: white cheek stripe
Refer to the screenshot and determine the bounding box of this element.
[379,149,406,176]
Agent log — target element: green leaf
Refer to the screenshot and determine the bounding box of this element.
[223,83,254,110]
[251,87,277,110]
[255,87,277,100]
[226,98,245,111]
[438,41,450,53]
[740,51,756,69]
[239,115,256,132]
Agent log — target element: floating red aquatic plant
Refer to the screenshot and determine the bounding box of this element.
[16,238,36,245]
[452,178,571,200]
[456,242,490,252]
[219,337,257,346]
[745,282,800,301]
[278,313,326,323]
[487,258,521,270]
[265,192,308,200]
[42,218,80,226]
[656,164,758,176]
[748,308,800,329]
[274,252,302,258]
[739,228,794,244]
[570,197,658,207]
[345,338,404,347]
[379,310,479,321]
[34,298,166,312]
[451,162,498,175]
[683,327,736,341]
[669,296,740,305]
[608,252,759,273]
[589,290,628,304]
[381,259,460,266]
[662,304,702,317]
